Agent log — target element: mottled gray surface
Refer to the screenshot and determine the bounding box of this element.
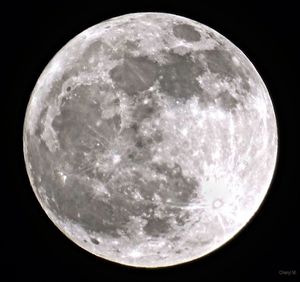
[23,13,278,267]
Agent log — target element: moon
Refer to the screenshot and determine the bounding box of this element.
[23,12,278,267]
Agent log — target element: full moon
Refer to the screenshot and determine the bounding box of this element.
[23,12,278,267]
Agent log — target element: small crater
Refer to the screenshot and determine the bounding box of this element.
[241,79,250,92]
[127,150,137,160]
[173,23,201,42]
[113,98,120,105]
[176,212,190,226]
[151,130,163,143]
[90,238,99,245]
[135,137,144,148]
[213,199,223,209]
[130,122,139,133]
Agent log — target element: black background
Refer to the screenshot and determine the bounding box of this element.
[2,0,298,281]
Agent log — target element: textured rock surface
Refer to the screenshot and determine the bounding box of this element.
[23,13,277,267]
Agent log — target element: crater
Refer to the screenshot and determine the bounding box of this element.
[175,211,190,226]
[90,237,99,245]
[130,122,139,133]
[173,23,201,42]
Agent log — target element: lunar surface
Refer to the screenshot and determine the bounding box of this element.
[23,13,278,267]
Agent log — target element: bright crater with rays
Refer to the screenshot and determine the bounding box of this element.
[23,12,278,267]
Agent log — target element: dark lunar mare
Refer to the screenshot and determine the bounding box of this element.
[26,72,200,239]
[172,23,202,42]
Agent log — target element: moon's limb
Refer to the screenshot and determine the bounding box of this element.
[23,12,278,267]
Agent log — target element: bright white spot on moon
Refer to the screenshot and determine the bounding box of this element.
[129,249,142,258]
[213,199,223,209]
[23,12,277,268]
[232,56,240,66]
[112,154,121,164]
[62,175,67,183]
[180,128,188,136]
